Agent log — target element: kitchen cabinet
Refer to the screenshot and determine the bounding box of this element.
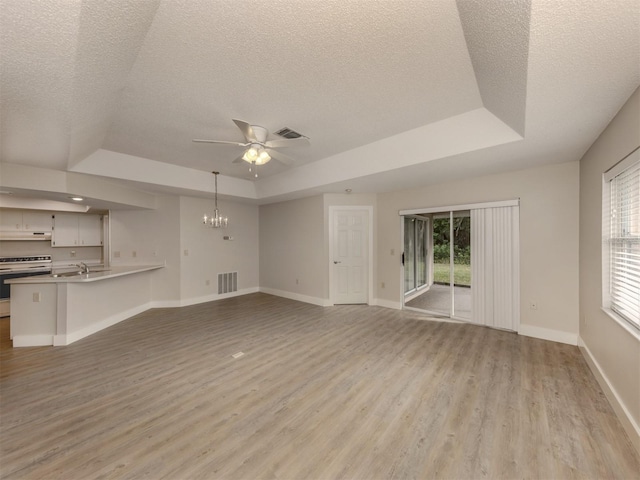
[78,215,103,246]
[52,214,103,247]
[0,211,52,231]
[0,211,22,231]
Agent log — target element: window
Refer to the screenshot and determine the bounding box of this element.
[604,148,640,331]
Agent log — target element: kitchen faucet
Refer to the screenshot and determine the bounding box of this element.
[77,262,90,274]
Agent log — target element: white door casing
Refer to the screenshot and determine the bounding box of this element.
[330,208,370,304]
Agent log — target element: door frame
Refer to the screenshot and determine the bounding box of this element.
[399,199,520,324]
[328,206,374,305]
[403,214,431,297]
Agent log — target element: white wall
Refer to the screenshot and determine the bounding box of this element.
[109,195,181,303]
[110,194,259,306]
[579,86,639,451]
[376,161,580,342]
[258,193,377,306]
[259,195,327,304]
[179,196,259,303]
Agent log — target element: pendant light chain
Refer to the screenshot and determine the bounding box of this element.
[203,171,228,228]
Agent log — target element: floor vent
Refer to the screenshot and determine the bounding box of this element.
[218,272,238,294]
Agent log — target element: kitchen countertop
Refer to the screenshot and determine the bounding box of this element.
[6,264,164,284]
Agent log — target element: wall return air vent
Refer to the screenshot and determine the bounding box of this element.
[218,272,238,294]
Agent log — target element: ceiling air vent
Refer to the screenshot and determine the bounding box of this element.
[274,127,305,139]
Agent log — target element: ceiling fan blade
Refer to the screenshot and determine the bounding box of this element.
[232,155,245,164]
[264,136,310,149]
[233,119,257,143]
[268,149,295,166]
[193,139,247,146]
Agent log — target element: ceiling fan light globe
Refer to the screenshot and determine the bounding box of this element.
[256,150,271,165]
[243,146,259,162]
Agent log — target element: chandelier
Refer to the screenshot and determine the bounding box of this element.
[203,171,228,228]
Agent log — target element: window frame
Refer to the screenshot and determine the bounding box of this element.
[602,147,640,334]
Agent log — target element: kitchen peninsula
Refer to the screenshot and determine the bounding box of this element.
[7,264,164,347]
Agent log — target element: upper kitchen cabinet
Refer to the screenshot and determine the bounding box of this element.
[52,214,103,247]
[0,211,52,232]
[78,215,103,246]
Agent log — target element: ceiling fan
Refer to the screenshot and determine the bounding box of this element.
[193,119,309,173]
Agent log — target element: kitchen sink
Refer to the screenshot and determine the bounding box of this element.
[50,271,83,278]
[50,268,111,278]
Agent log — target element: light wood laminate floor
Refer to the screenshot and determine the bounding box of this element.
[1,293,638,479]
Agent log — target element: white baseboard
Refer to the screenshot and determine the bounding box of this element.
[259,287,332,307]
[148,299,183,308]
[12,334,54,347]
[176,287,260,308]
[54,303,153,346]
[518,324,578,345]
[31,289,262,347]
[578,336,640,455]
[372,298,403,310]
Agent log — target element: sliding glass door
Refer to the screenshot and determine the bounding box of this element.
[404,211,471,319]
[402,201,520,332]
[404,217,428,295]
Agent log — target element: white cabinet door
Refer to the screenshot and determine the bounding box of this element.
[0,211,23,231]
[0,211,52,231]
[52,214,79,247]
[53,214,102,247]
[22,212,53,231]
[78,215,102,246]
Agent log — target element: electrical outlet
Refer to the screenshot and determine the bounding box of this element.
[32,292,41,302]
[132,251,137,258]
[70,250,76,258]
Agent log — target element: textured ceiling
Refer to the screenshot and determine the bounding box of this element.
[1,0,639,205]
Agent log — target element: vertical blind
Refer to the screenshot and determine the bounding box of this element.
[470,205,520,331]
[607,156,640,329]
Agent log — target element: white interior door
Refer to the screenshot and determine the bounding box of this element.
[332,209,369,304]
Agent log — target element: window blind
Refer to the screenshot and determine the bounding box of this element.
[470,205,520,331]
[608,157,640,329]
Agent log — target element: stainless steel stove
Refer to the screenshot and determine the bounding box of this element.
[0,255,53,273]
[0,255,53,317]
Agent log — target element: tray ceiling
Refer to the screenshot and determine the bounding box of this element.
[1,0,638,204]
